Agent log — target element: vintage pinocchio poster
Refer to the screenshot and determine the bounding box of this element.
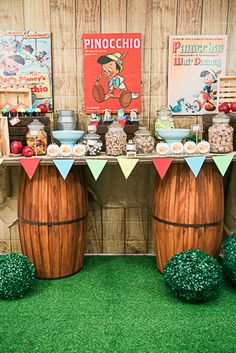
[168,35,227,115]
[0,31,53,111]
[83,33,141,113]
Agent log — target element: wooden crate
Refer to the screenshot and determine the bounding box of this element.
[0,115,10,156]
[8,116,51,146]
[0,88,32,110]
[217,76,236,106]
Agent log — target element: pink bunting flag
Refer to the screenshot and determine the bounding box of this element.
[152,158,173,179]
[20,158,40,179]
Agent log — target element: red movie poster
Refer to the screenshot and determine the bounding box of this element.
[83,33,141,113]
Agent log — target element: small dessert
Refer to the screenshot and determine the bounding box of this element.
[103,109,112,123]
[59,144,72,157]
[73,144,86,156]
[184,141,197,154]
[47,144,60,157]
[197,141,210,154]
[156,142,169,155]
[170,142,184,154]
[117,108,127,126]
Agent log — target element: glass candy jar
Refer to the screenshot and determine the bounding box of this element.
[83,125,102,156]
[133,126,155,155]
[26,119,47,155]
[105,121,127,156]
[154,107,174,139]
[208,113,233,153]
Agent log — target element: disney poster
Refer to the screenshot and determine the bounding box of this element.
[83,33,141,113]
[168,35,227,115]
[0,31,53,111]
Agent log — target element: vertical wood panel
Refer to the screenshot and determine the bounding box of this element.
[76,0,101,128]
[102,208,125,253]
[50,0,77,111]
[127,0,152,125]
[101,0,127,33]
[150,0,177,126]
[0,0,24,250]
[227,0,236,75]
[202,0,228,34]
[23,0,51,31]
[176,0,202,34]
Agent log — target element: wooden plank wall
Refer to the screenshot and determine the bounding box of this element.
[0,0,235,254]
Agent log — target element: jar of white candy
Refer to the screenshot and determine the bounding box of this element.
[208,112,233,153]
[84,125,102,156]
[105,121,127,156]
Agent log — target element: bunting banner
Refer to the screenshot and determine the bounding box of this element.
[212,155,234,176]
[86,159,108,180]
[152,158,173,179]
[19,157,40,179]
[53,159,74,180]
[0,158,3,165]
[117,158,139,179]
[185,156,206,177]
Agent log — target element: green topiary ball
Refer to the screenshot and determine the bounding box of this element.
[164,250,222,303]
[0,253,35,300]
[223,233,236,287]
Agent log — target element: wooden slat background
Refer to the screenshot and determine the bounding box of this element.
[0,0,235,254]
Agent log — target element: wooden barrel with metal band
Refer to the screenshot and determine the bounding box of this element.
[152,162,224,273]
[18,165,87,279]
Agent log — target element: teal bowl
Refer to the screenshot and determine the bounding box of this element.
[157,128,190,144]
[52,130,84,146]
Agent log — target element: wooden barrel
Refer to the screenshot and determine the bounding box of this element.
[152,162,224,273]
[18,165,87,279]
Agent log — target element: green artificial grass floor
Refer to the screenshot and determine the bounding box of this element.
[1,256,236,353]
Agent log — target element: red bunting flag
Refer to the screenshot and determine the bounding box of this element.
[152,158,173,179]
[20,158,40,179]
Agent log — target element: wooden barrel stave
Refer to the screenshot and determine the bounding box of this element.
[152,163,224,273]
[18,165,87,279]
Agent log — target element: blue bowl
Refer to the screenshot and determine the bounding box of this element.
[157,128,190,144]
[52,130,84,146]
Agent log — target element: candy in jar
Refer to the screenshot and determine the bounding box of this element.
[208,112,233,153]
[154,107,174,139]
[26,119,47,155]
[105,121,127,156]
[133,126,155,155]
[84,125,103,156]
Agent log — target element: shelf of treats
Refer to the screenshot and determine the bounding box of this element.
[1,152,236,166]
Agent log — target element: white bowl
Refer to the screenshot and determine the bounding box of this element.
[157,128,190,144]
[52,130,84,146]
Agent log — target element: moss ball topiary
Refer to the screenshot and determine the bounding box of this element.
[223,233,236,287]
[0,253,35,300]
[164,250,222,303]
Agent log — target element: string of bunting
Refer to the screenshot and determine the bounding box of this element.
[11,154,235,180]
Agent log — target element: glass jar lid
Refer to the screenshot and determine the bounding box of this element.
[157,107,172,120]
[134,126,151,136]
[108,121,124,132]
[84,132,100,140]
[28,119,45,131]
[213,112,230,123]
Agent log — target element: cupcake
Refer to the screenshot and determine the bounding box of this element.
[73,144,86,156]
[47,144,60,157]
[170,142,184,154]
[197,141,210,154]
[59,144,72,157]
[156,142,169,155]
[184,141,197,154]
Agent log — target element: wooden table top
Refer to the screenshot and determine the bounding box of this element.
[1,152,236,166]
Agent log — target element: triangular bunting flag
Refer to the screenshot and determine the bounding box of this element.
[19,158,40,179]
[117,158,139,179]
[53,159,74,180]
[0,158,3,165]
[152,158,172,179]
[212,155,234,176]
[185,156,206,177]
[86,159,108,180]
